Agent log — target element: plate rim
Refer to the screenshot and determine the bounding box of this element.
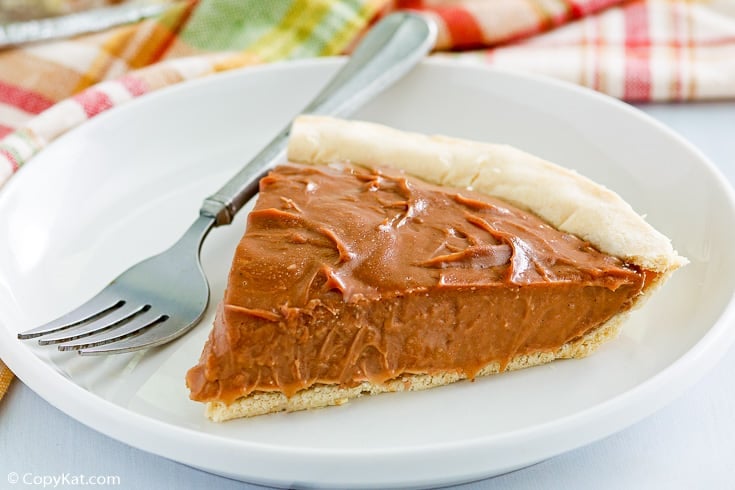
[2,57,735,486]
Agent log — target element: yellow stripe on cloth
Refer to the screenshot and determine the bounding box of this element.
[319,0,385,56]
[245,0,335,61]
[0,359,14,402]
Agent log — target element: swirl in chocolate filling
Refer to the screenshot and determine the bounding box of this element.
[187,164,647,403]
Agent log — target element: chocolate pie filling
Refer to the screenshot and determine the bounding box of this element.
[187,164,649,404]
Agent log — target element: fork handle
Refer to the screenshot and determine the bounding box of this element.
[199,12,436,226]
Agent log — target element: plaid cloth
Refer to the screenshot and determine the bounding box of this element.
[0,359,12,401]
[2,0,735,185]
[0,0,733,398]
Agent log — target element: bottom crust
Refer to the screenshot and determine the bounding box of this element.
[204,312,628,422]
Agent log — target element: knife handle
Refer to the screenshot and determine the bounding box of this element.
[0,3,168,48]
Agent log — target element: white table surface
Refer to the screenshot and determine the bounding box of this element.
[1,102,734,490]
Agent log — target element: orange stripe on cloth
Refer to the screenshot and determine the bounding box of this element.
[72,24,159,92]
[115,20,173,69]
[0,124,13,138]
[72,25,139,91]
[130,27,176,68]
[131,2,197,67]
[212,52,262,73]
[0,359,14,402]
[396,0,485,49]
[433,6,485,49]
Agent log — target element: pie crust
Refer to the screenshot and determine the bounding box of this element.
[194,116,686,421]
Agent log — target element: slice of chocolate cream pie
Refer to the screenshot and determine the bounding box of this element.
[186,116,686,421]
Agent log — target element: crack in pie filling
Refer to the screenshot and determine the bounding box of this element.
[186,116,687,421]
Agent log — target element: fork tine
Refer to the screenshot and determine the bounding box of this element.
[57,308,168,351]
[76,318,191,355]
[18,293,123,340]
[37,302,150,345]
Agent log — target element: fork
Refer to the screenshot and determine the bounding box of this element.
[17,12,437,355]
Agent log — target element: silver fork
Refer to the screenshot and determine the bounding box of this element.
[17,12,437,355]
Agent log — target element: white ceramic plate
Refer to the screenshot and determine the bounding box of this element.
[1,59,734,489]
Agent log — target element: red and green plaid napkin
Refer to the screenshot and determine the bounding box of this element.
[0,0,733,400]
